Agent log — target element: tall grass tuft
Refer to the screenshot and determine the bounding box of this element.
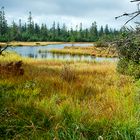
[60,64,77,82]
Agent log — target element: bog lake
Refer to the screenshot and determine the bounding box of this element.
[8,43,118,62]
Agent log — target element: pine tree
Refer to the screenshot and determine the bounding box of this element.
[17,19,22,40]
[90,22,98,41]
[104,24,110,35]
[27,11,34,35]
[61,23,67,38]
[50,21,56,40]
[40,24,48,41]
[19,19,22,32]
[0,7,7,36]
[56,22,61,40]
[79,22,83,41]
[0,9,2,36]
[34,23,40,35]
[99,26,104,36]
[11,20,19,40]
[85,28,89,40]
[70,26,76,42]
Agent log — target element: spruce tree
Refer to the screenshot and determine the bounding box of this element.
[99,26,104,36]
[104,24,110,35]
[0,7,7,36]
[90,22,98,41]
[27,11,34,35]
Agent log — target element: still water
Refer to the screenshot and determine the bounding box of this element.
[8,43,117,62]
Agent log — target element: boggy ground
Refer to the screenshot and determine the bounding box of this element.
[39,46,117,58]
[0,53,140,140]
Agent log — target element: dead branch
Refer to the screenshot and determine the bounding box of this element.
[0,45,9,55]
[0,42,10,55]
[131,0,140,2]
[115,0,140,25]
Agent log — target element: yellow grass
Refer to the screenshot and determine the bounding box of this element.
[39,46,118,57]
[0,41,94,47]
[0,52,138,139]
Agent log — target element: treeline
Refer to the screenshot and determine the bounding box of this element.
[0,7,120,42]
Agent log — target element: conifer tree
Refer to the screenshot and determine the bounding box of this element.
[28,11,34,35]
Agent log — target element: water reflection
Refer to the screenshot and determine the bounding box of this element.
[41,53,48,58]
[7,43,117,62]
[37,52,114,62]
[28,53,35,58]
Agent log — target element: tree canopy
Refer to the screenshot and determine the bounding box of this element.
[0,7,120,42]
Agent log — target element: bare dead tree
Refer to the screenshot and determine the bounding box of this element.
[115,0,140,25]
[0,42,10,55]
[0,45,9,55]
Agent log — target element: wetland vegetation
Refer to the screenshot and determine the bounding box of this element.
[0,53,140,139]
[0,1,140,139]
[40,45,118,58]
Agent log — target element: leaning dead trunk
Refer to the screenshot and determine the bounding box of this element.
[0,44,9,55]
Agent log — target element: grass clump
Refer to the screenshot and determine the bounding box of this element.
[39,45,118,58]
[60,64,77,82]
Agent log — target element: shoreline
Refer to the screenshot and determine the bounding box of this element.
[0,41,117,58]
[0,41,94,47]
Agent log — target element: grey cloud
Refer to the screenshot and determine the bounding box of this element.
[1,0,137,28]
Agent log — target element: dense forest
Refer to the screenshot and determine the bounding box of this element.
[0,7,120,42]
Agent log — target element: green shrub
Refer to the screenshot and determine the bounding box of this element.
[117,30,140,79]
[117,58,140,79]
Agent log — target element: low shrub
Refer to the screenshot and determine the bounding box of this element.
[117,30,140,79]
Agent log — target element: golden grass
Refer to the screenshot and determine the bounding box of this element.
[0,41,64,46]
[24,60,134,122]
[39,46,118,58]
[0,41,94,47]
[46,48,92,55]
[0,52,138,139]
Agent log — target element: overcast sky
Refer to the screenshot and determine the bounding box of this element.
[1,0,138,29]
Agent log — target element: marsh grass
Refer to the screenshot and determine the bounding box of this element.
[60,64,77,82]
[39,46,118,58]
[0,41,64,47]
[0,53,139,139]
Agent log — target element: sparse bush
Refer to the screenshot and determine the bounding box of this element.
[95,41,109,48]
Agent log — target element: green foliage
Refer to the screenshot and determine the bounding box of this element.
[0,7,8,36]
[0,7,120,42]
[117,58,140,79]
[117,29,140,78]
[117,35,140,63]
